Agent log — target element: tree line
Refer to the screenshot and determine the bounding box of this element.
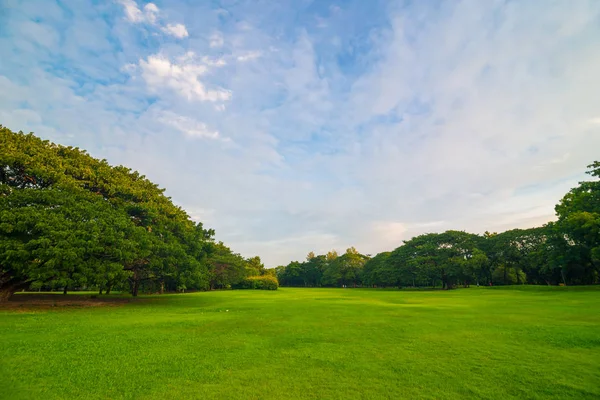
[0,126,277,301]
[277,162,600,288]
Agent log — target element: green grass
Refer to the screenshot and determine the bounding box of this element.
[1,287,599,399]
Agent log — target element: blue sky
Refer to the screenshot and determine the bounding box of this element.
[2,0,600,266]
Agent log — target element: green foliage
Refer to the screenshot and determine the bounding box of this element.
[321,247,368,287]
[361,252,391,286]
[0,125,246,299]
[244,256,265,277]
[234,275,279,290]
[492,265,527,285]
[553,163,600,284]
[278,248,370,287]
[205,242,247,290]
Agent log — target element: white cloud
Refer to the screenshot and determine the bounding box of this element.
[157,111,220,139]
[200,56,227,67]
[209,32,224,48]
[344,1,600,238]
[143,3,159,24]
[120,63,137,73]
[237,51,262,62]
[118,0,142,23]
[232,232,343,266]
[118,0,156,24]
[136,53,231,102]
[162,23,188,38]
[118,0,188,40]
[371,221,407,244]
[186,207,216,223]
[587,117,600,126]
[5,0,600,268]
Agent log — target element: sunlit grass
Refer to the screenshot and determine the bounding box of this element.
[1,286,599,399]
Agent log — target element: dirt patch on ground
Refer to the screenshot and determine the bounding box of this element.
[0,294,142,311]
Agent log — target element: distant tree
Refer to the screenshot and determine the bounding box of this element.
[326,250,338,261]
[205,242,247,290]
[362,252,391,287]
[322,248,368,287]
[263,268,277,277]
[279,261,305,286]
[245,256,265,277]
[554,162,600,284]
[301,255,327,286]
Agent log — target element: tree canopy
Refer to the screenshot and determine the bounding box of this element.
[0,126,276,300]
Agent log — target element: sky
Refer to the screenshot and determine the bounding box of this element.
[2,0,600,267]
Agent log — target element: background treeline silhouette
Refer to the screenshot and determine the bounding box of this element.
[277,162,600,288]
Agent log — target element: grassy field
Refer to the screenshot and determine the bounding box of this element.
[1,287,599,399]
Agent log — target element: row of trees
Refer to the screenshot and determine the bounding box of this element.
[277,162,600,288]
[2,125,597,298]
[276,248,369,287]
[0,126,276,301]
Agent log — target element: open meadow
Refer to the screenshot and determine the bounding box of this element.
[1,287,600,399]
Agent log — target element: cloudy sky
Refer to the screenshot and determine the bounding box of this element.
[2,0,600,267]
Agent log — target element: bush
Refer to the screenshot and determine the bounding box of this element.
[234,275,279,290]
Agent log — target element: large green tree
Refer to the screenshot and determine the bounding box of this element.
[0,126,214,300]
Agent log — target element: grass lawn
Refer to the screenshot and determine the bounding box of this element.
[1,286,599,399]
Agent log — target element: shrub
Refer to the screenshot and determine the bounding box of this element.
[234,275,279,290]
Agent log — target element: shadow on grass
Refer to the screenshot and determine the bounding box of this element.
[1,293,147,311]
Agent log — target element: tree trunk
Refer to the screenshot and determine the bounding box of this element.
[99,288,103,295]
[128,268,142,297]
[560,269,567,286]
[0,281,28,302]
[0,287,15,302]
[441,269,448,290]
[105,285,112,295]
[63,285,68,295]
